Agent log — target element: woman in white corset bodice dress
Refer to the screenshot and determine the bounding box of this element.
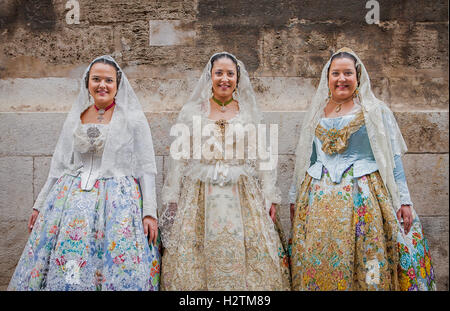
[159,52,291,290]
[8,55,161,291]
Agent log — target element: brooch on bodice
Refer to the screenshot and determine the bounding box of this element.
[215,119,228,137]
[315,111,365,155]
[87,126,101,153]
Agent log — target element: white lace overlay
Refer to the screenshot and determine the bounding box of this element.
[160,114,281,248]
[159,52,281,252]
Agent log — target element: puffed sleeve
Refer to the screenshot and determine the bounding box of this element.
[258,163,282,212]
[138,174,158,219]
[131,111,158,219]
[382,106,412,207]
[32,177,58,211]
[393,154,413,206]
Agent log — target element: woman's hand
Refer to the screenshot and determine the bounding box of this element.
[28,209,40,234]
[290,203,295,223]
[396,205,413,235]
[143,216,158,245]
[269,203,277,223]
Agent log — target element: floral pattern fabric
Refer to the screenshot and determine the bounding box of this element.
[290,166,435,291]
[398,214,436,290]
[8,174,160,291]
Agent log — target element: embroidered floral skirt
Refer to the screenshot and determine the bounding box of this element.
[290,166,435,291]
[8,174,161,291]
[160,175,291,290]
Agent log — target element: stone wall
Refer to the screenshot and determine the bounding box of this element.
[0,0,448,290]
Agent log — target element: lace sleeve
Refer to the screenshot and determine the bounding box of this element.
[161,157,188,205]
[159,155,188,249]
[257,157,281,213]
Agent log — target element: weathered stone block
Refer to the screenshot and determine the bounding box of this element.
[252,78,316,111]
[0,157,33,221]
[82,0,197,24]
[0,219,29,290]
[276,154,296,235]
[1,25,114,65]
[0,113,66,156]
[260,24,334,78]
[420,216,449,290]
[0,78,79,112]
[389,76,449,111]
[403,154,449,217]
[262,112,304,155]
[145,112,178,156]
[394,112,449,153]
[149,20,196,46]
[129,78,198,112]
[379,0,449,22]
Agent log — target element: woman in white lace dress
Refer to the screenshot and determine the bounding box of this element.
[159,52,290,290]
[8,55,160,291]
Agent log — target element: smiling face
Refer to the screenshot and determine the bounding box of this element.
[87,62,118,107]
[328,57,358,102]
[211,57,238,101]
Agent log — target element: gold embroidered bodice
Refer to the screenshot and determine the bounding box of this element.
[315,110,365,155]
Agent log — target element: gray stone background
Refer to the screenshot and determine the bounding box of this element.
[0,0,448,290]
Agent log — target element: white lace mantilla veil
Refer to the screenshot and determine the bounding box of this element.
[46,55,157,186]
[176,51,263,127]
[159,52,280,248]
[292,47,408,212]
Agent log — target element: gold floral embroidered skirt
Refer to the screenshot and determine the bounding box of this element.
[290,166,436,291]
[160,175,291,291]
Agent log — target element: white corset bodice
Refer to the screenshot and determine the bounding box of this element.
[73,123,109,190]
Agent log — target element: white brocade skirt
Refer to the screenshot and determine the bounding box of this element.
[160,175,291,290]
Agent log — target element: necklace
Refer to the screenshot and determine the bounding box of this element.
[94,100,115,122]
[331,98,353,113]
[212,96,233,112]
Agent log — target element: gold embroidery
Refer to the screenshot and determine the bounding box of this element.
[315,111,365,155]
[290,170,401,291]
[160,176,291,290]
[215,119,228,137]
